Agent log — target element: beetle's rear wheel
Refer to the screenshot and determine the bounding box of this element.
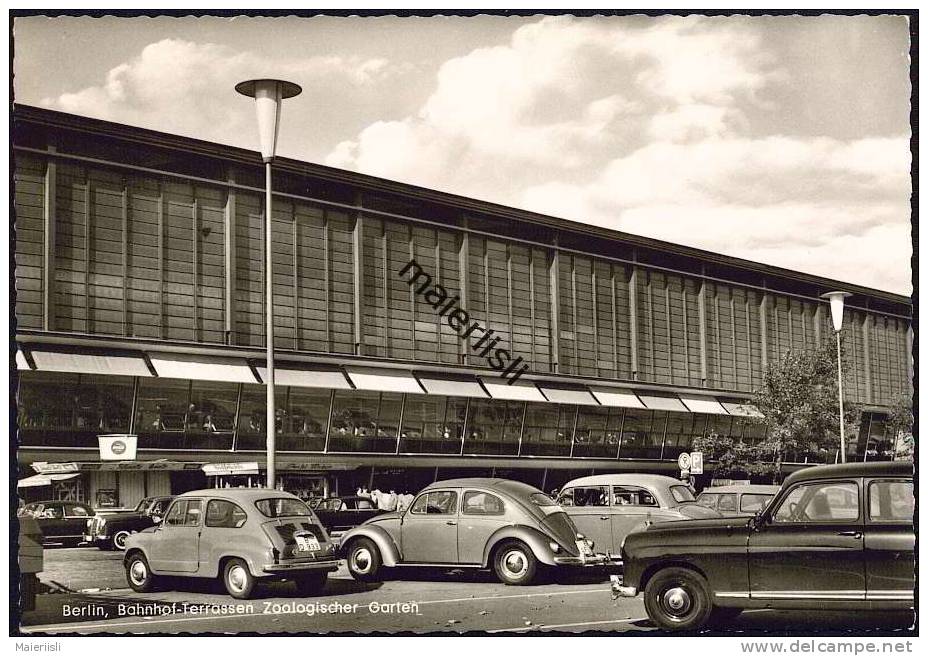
[492,540,538,586]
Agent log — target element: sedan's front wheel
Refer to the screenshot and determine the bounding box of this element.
[223,558,257,599]
[493,541,537,586]
[643,567,712,631]
[113,530,133,550]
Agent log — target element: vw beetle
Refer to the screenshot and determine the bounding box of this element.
[338,478,605,585]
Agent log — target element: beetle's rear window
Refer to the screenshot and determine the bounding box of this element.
[254,498,312,518]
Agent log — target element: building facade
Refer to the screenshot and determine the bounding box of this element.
[12,106,914,508]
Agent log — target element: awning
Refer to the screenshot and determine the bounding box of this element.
[203,462,260,476]
[345,367,424,394]
[15,349,31,370]
[255,363,352,389]
[590,387,646,408]
[28,349,152,377]
[638,393,689,413]
[537,384,600,406]
[480,378,547,402]
[17,473,80,488]
[32,460,205,473]
[415,373,488,398]
[721,400,765,418]
[679,394,729,415]
[149,353,257,384]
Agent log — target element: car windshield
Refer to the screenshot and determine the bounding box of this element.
[254,498,312,518]
[135,498,153,513]
[529,493,558,507]
[670,485,697,503]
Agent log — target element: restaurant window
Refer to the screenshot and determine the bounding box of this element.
[864,416,891,461]
[236,384,286,451]
[464,399,523,456]
[279,387,331,452]
[740,420,768,447]
[136,378,237,451]
[573,405,620,458]
[17,372,134,448]
[705,414,733,440]
[329,390,401,454]
[520,403,575,457]
[662,413,707,460]
[618,409,662,459]
[399,395,468,454]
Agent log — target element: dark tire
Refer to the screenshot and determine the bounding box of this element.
[492,540,538,586]
[112,530,133,551]
[345,538,382,582]
[125,552,158,593]
[708,607,743,627]
[293,571,328,595]
[223,558,257,600]
[643,567,713,631]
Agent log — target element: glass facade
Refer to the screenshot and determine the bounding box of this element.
[14,370,889,465]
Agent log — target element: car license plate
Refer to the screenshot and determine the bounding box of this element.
[295,535,320,552]
[576,539,593,557]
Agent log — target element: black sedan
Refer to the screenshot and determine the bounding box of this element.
[19,500,95,546]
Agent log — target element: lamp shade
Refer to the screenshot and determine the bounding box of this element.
[821,291,852,331]
[235,79,302,162]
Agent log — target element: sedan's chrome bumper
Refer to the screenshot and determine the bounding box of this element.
[263,559,339,573]
[610,574,638,598]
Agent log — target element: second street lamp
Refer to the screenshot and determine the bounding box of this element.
[821,290,852,464]
[236,78,302,490]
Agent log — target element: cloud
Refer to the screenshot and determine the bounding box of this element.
[41,38,395,155]
[327,16,911,294]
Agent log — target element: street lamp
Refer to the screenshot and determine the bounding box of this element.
[236,79,302,490]
[821,291,851,464]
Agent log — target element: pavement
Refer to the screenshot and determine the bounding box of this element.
[17,547,917,635]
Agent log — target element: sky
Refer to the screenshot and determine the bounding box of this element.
[12,14,913,295]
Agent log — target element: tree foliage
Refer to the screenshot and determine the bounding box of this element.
[751,336,859,481]
[885,392,914,461]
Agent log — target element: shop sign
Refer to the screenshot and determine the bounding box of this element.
[32,462,80,474]
[281,462,354,472]
[203,462,261,476]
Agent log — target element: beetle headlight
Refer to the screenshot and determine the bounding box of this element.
[548,541,560,553]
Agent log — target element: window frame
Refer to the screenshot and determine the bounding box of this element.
[740,493,773,514]
[770,480,861,525]
[205,499,248,529]
[611,485,659,508]
[866,478,914,524]
[462,490,506,516]
[409,490,459,516]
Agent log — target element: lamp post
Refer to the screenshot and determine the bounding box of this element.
[236,79,302,490]
[821,291,851,464]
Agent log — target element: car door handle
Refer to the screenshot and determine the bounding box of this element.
[837,530,862,539]
[446,521,457,526]
[600,516,609,521]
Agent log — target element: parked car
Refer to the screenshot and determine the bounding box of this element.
[123,489,339,599]
[696,485,780,517]
[338,478,606,586]
[18,500,95,546]
[310,495,384,540]
[556,474,722,560]
[613,461,915,631]
[18,513,44,611]
[85,496,175,550]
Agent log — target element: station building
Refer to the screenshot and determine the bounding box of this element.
[12,105,914,508]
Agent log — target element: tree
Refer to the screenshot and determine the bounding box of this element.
[885,392,914,461]
[751,336,860,482]
[693,432,749,479]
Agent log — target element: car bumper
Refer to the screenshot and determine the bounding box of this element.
[553,553,610,566]
[262,559,339,574]
[609,574,638,598]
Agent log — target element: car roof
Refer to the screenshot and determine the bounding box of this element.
[784,461,913,486]
[425,478,542,495]
[562,473,686,489]
[699,485,780,494]
[176,488,300,502]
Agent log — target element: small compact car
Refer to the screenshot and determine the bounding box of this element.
[19,500,95,546]
[614,461,915,631]
[338,478,606,586]
[86,496,175,550]
[310,495,384,539]
[123,489,339,599]
[556,474,722,560]
[696,485,780,518]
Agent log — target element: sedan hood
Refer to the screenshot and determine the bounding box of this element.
[674,503,725,519]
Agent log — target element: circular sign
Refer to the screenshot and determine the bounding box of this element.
[111,441,127,455]
[677,452,691,470]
